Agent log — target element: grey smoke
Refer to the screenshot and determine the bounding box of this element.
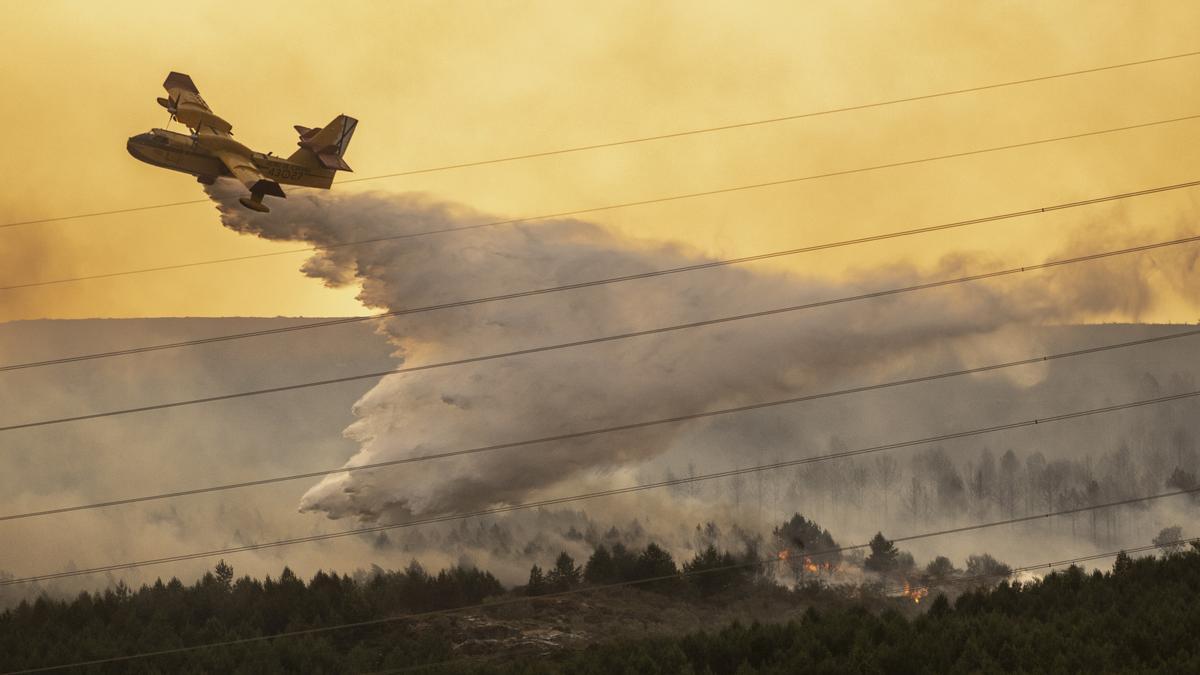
[205,179,1196,526]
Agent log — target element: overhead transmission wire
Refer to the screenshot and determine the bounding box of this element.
[4,55,1197,673]
[5,113,1200,294]
[4,327,1198,523]
[4,179,1198,374]
[3,48,1199,233]
[6,255,1187,661]
[3,233,1198,434]
[5,522,1195,675]
[3,386,1197,589]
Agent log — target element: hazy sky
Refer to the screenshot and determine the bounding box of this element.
[3,2,1200,597]
[1,0,1198,322]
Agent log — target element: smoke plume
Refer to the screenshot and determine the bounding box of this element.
[205,180,1195,526]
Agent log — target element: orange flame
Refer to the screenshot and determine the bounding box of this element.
[901,581,929,604]
[779,549,840,575]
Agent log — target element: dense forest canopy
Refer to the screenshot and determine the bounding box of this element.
[3,512,1195,673]
[496,543,1200,674]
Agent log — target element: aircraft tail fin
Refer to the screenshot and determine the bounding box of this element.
[287,114,357,172]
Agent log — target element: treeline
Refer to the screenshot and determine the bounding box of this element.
[1,511,1023,673]
[521,517,1013,599]
[697,438,1198,548]
[496,543,1200,674]
[5,507,1179,673]
[525,541,761,597]
[662,376,1198,545]
[0,561,500,673]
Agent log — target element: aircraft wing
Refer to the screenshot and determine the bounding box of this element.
[208,153,280,200]
[161,71,233,136]
[212,150,286,198]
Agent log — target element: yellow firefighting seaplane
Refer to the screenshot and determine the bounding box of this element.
[127,71,357,212]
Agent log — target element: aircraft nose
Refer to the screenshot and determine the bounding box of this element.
[126,133,155,162]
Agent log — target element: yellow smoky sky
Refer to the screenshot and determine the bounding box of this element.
[1,0,1198,322]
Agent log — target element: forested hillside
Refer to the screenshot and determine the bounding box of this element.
[3,320,1195,603]
[4,538,1198,673]
[501,543,1200,674]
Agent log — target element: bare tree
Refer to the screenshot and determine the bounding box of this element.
[1153,525,1185,556]
[968,447,996,518]
[999,449,1019,518]
[918,447,966,517]
[849,459,869,523]
[872,455,899,520]
[1172,427,1197,473]
[901,474,927,529]
[1041,460,1070,514]
[730,471,745,521]
[1024,451,1047,517]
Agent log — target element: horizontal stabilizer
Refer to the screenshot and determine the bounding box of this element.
[315,152,353,171]
[288,115,357,174]
[163,71,199,94]
[295,115,356,170]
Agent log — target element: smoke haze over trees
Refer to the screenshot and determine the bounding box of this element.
[0,185,1196,610]
[207,182,1199,530]
[6,533,1199,673]
[1,316,1196,607]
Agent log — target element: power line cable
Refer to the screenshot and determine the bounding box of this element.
[337,51,1200,181]
[4,48,1199,232]
[6,179,1197,373]
[4,522,1193,675]
[5,113,1200,293]
[2,387,1196,588]
[4,233,1197,434]
[4,327,1197,522]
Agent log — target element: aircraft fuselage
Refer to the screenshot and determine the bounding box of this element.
[126,128,336,189]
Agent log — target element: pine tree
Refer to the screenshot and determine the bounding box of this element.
[965,553,1012,581]
[682,545,740,595]
[924,556,957,583]
[526,565,547,596]
[214,559,234,589]
[1113,550,1133,574]
[863,532,898,573]
[637,543,678,579]
[634,543,680,592]
[584,545,617,584]
[546,552,581,591]
[611,543,639,581]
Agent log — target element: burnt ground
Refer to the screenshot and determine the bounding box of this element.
[406,581,912,667]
